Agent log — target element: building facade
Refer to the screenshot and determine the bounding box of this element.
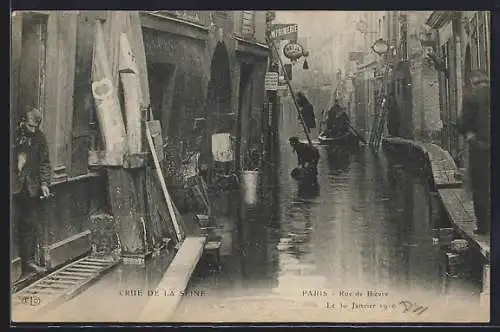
[141,11,268,190]
[345,10,490,161]
[10,10,270,284]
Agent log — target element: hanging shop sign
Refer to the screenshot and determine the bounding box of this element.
[283,41,304,61]
[270,23,298,41]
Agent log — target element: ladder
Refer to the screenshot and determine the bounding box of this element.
[12,256,119,320]
[369,95,389,151]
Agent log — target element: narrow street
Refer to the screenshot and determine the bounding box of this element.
[10,10,491,325]
[17,96,487,324]
[170,96,486,322]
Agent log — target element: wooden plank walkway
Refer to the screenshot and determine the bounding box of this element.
[137,236,206,322]
[422,143,462,189]
[382,138,490,262]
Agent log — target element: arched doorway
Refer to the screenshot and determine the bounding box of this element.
[205,42,233,184]
[207,42,232,131]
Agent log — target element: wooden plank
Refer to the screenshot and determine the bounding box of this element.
[11,257,22,284]
[438,189,476,223]
[145,165,176,245]
[65,267,100,273]
[146,124,184,242]
[128,12,151,107]
[57,271,93,277]
[70,11,98,176]
[76,261,110,267]
[106,168,147,254]
[91,20,126,165]
[146,120,164,162]
[137,236,206,322]
[119,32,143,155]
[43,230,92,269]
[452,221,490,260]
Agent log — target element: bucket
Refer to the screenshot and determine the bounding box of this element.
[241,170,259,205]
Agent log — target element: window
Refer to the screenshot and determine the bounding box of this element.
[241,11,256,39]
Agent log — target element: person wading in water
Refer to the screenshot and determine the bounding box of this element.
[289,136,320,182]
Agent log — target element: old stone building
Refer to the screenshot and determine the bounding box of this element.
[425,11,491,165]
[10,10,270,285]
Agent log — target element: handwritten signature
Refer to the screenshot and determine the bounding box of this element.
[399,300,428,315]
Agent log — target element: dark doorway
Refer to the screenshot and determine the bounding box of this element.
[394,62,413,139]
[207,42,232,133]
[235,63,254,170]
[147,62,176,139]
[206,42,233,184]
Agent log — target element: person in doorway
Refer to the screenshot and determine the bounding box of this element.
[289,136,320,181]
[12,108,51,276]
[295,92,316,134]
[386,91,400,137]
[458,69,490,235]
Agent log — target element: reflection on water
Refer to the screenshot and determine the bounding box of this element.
[171,142,486,322]
[173,98,486,321]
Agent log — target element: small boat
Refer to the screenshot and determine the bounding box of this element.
[318,131,361,149]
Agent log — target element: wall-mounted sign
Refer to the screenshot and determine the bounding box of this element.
[270,24,298,41]
[264,72,279,91]
[283,42,304,61]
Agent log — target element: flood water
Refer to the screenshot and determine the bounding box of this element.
[25,96,487,323]
[171,96,487,323]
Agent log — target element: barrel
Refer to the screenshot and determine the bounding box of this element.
[241,170,259,205]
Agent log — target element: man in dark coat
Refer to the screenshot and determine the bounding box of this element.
[295,92,316,133]
[386,91,400,137]
[326,99,350,137]
[458,70,490,235]
[289,136,320,180]
[12,108,52,276]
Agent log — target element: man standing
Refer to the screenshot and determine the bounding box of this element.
[459,70,490,235]
[295,92,316,134]
[12,108,51,276]
[386,91,400,137]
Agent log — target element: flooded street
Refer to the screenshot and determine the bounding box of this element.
[171,96,486,323]
[29,97,486,323]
